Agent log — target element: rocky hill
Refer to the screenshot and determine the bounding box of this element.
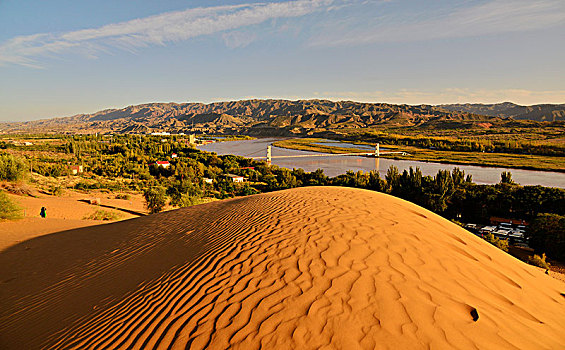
[439,102,565,122]
[2,99,497,135]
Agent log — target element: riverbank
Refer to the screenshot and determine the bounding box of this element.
[273,138,565,172]
[200,135,255,142]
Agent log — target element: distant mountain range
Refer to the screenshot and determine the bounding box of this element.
[438,102,565,122]
[1,100,563,135]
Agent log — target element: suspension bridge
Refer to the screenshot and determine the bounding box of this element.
[252,143,410,163]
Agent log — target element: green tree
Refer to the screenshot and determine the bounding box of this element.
[527,213,565,261]
[368,170,386,192]
[385,166,400,194]
[167,180,202,207]
[143,186,167,214]
[500,171,515,185]
[426,170,454,212]
[305,169,328,186]
[0,154,27,181]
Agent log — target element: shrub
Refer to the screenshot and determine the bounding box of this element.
[74,180,100,191]
[50,185,64,196]
[177,193,208,207]
[0,182,34,196]
[527,253,550,270]
[0,190,22,220]
[115,193,131,200]
[0,154,27,181]
[143,186,167,214]
[84,209,122,221]
[485,233,509,252]
[34,162,68,177]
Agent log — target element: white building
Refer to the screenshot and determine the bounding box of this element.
[226,174,245,183]
[69,165,84,175]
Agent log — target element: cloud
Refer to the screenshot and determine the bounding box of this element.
[312,88,565,105]
[0,0,336,67]
[311,0,565,46]
[222,31,258,49]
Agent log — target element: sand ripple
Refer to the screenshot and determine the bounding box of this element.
[1,187,564,349]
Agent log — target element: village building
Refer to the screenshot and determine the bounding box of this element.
[69,165,84,175]
[490,217,528,226]
[8,140,34,146]
[203,178,214,184]
[226,174,245,183]
[155,161,171,168]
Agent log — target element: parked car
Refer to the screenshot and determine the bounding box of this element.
[480,226,496,235]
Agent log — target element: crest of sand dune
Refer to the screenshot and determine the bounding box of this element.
[0,187,564,349]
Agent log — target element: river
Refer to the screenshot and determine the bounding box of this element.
[198,138,565,188]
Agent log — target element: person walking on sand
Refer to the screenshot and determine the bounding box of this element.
[40,206,46,218]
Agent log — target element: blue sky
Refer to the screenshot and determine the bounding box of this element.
[1,0,564,121]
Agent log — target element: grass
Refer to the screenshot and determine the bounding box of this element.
[84,209,122,221]
[0,190,23,220]
[273,138,565,172]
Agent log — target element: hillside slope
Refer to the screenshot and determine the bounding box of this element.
[1,187,564,349]
[439,102,565,122]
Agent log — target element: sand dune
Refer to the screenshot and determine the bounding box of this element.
[0,218,101,251]
[5,190,145,222]
[1,187,564,349]
[0,191,145,250]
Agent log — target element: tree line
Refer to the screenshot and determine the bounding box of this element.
[1,134,563,261]
[344,131,565,156]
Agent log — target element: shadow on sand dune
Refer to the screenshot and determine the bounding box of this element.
[77,199,147,216]
[0,201,221,349]
[1,187,564,350]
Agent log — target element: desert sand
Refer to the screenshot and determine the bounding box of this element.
[0,190,145,250]
[5,190,145,221]
[0,187,564,349]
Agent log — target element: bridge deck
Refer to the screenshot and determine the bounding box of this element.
[253,151,409,159]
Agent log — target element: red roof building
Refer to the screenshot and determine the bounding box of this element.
[155,161,171,168]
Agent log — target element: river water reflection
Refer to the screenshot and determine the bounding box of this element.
[198,138,565,188]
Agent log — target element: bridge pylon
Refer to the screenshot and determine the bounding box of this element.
[266,145,272,165]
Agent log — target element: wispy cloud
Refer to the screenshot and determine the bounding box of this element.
[311,0,565,46]
[0,0,336,67]
[222,31,258,49]
[313,88,565,105]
